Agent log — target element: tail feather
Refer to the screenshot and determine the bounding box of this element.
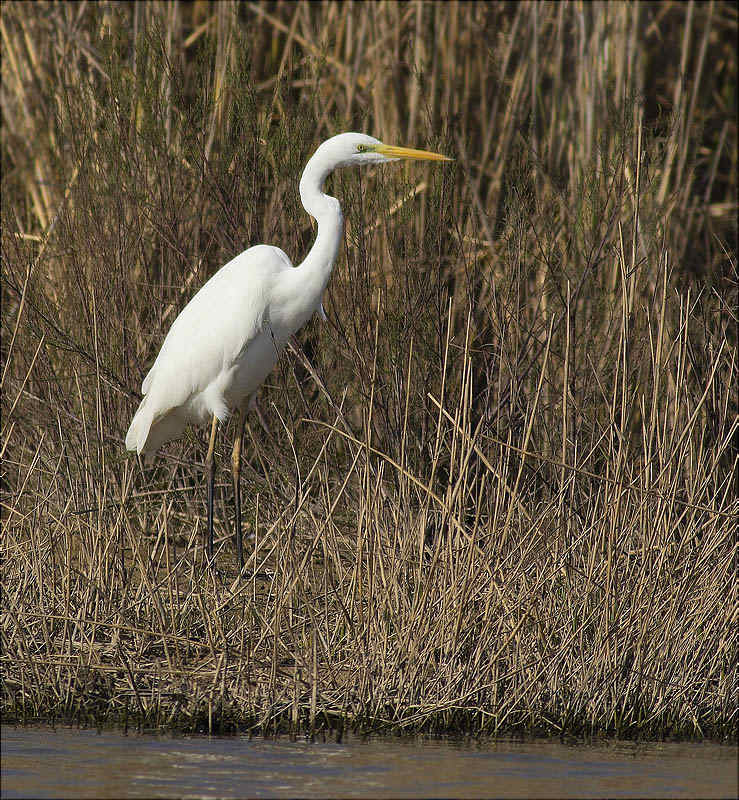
[125,398,154,453]
[126,398,187,454]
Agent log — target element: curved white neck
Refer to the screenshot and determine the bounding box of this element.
[271,154,344,337]
[298,157,344,286]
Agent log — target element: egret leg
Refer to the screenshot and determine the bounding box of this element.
[231,407,247,569]
[205,415,219,561]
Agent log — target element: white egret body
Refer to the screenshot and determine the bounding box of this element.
[125,132,450,564]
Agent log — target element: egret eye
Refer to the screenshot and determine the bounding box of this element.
[357,144,367,153]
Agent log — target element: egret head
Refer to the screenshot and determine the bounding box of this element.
[312,132,452,170]
[299,132,451,216]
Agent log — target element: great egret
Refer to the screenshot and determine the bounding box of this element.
[125,132,451,566]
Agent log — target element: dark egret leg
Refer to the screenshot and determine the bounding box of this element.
[205,414,219,561]
[231,407,247,569]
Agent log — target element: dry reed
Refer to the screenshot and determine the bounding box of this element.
[1,1,737,739]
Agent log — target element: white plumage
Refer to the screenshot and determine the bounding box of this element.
[125,244,294,453]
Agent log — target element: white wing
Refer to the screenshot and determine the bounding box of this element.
[126,245,292,451]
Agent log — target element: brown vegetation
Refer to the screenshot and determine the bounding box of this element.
[2,1,737,738]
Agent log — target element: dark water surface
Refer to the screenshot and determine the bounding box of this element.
[1,725,736,799]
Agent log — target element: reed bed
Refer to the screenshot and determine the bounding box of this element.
[2,1,737,739]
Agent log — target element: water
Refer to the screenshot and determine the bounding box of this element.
[1,725,736,799]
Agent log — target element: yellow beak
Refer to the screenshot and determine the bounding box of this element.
[375,143,452,162]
